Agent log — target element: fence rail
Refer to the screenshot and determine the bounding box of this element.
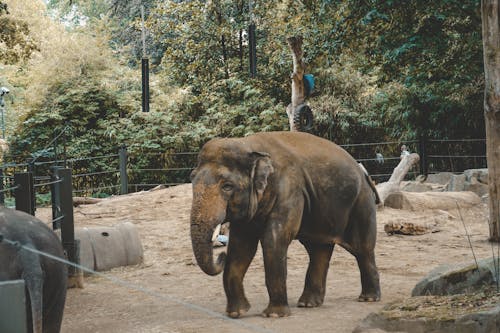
[0,137,487,204]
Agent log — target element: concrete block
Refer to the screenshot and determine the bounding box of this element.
[75,228,95,272]
[87,226,129,271]
[116,222,143,266]
[0,280,27,333]
[59,222,143,274]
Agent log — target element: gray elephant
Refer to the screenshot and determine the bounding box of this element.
[190,131,380,318]
[0,208,67,333]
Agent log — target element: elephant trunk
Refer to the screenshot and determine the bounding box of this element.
[190,185,227,276]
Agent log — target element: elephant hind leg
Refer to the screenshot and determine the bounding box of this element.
[298,241,334,308]
[344,194,380,302]
[355,251,380,302]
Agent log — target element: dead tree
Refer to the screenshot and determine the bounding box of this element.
[286,36,309,131]
[482,0,500,241]
[376,153,420,205]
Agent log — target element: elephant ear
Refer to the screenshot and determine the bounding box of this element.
[248,152,274,219]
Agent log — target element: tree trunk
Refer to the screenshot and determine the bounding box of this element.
[481,0,500,241]
[286,36,306,131]
[376,153,420,205]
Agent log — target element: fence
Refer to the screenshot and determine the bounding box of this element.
[0,167,80,283]
[0,137,487,204]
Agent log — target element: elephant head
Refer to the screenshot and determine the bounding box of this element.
[190,139,274,275]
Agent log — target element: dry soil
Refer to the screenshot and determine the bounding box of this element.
[35,184,495,333]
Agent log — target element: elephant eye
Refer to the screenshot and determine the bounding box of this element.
[222,183,234,192]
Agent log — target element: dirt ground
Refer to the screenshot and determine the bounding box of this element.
[35,184,495,333]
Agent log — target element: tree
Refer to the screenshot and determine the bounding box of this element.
[0,1,39,64]
[481,0,500,241]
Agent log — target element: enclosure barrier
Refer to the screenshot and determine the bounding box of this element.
[0,137,487,200]
[1,167,81,285]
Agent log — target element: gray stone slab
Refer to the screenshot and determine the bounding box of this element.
[0,280,27,333]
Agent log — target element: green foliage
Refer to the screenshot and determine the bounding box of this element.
[2,0,488,192]
[0,3,39,64]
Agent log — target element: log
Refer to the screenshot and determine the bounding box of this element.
[384,191,481,211]
[72,197,104,206]
[376,153,420,205]
[384,221,439,236]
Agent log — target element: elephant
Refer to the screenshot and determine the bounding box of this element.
[190,131,381,318]
[0,207,67,333]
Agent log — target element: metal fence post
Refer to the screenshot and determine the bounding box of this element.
[119,146,128,195]
[0,168,4,205]
[418,134,428,176]
[50,166,62,230]
[14,172,35,215]
[26,159,36,214]
[57,168,82,287]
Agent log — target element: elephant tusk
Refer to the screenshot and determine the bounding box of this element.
[211,224,222,242]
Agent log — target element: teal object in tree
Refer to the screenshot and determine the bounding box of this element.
[303,74,315,97]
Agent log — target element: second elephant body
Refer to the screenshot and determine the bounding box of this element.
[190,131,380,318]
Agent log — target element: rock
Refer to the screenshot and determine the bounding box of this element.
[447,174,466,192]
[465,177,489,198]
[401,181,446,192]
[412,257,500,296]
[384,191,481,211]
[425,172,454,185]
[464,168,489,184]
[355,305,500,333]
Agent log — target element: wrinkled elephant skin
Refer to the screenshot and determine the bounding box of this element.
[0,208,67,333]
[190,131,380,318]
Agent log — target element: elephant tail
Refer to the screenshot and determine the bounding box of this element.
[366,173,381,205]
[20,244,44,333]
[358,163,381,205]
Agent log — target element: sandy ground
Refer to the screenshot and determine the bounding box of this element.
[35,184,495,333]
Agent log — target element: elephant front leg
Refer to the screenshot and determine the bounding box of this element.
[261,234,292,318]
[298,241,334,308]
[223,230,258,318]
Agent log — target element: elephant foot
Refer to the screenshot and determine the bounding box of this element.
[358,292,380,302]
[226,299,251,318]
[262,304,291,318]
[297,292,324,308]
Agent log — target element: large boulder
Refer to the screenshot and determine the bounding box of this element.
[412,258,499,296]
[418,170,489,198]
[356,257,500,333]
[355,303,500,333]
